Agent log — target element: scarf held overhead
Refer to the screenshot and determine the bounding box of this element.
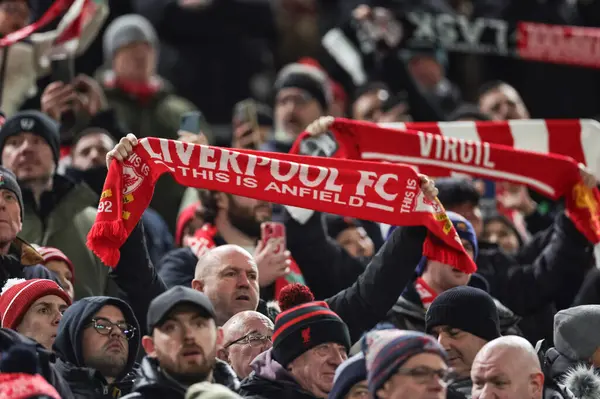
[290,118,600,244]
[86,138,476,273]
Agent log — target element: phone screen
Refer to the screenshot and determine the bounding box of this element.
[233,99,259,131]
[180,111,202,134]
[50,54,74,84]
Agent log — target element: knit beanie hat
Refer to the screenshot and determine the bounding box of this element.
[362,329,448,397]
[436,177,481,208]
[35,246,75,283]
[0,110,60,165]
[103,14,158,62]
[425,286,500,341]
[329,353,367,399]
[272,301,351,367]
[446,211,478,258]
[274,63,331,111]
[554,305,600,362]
[0,279,71,329]
[0,166,23,220]
[325,214,363,240]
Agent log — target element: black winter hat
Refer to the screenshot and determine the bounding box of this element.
[0,110,60,165]
[325,214,362,240]
[425,286,501,342]
[436,177,481,208]
[272,301,350,367]
[0,166,23,220]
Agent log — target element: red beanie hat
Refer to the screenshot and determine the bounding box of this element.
[0,373,61,399]
[0,279,72,329]
[36,246,75,283]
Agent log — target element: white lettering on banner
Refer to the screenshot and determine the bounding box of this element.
[263,182,365,207]
[406,12,508,54]
[361,152,556,197]
[139,139,405,207]
[418,131,495,167]
[356,171,399,202]
[401,178,418,213]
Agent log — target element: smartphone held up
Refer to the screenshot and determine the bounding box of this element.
[261,222,286,254]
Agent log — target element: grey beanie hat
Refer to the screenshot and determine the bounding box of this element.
[103,14,158,61]
[554,305,600,361]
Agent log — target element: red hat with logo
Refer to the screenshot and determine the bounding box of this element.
[0,279,71,329]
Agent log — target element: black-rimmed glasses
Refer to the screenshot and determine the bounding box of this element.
[224,332,272,349]
[86,317,136,340]
[395,366,456,384]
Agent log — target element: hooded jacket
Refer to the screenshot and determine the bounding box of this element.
[562,365,600,399]
[53,296,140,399]
[238,349,316,399]
[121,356,239,399]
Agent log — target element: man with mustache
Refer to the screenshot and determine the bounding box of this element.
[0,110,116,299]
[122,286,239,399]
[53,296,140,398]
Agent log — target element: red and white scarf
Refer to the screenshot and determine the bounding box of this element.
[86,138,476,274]
[291,118,600,244]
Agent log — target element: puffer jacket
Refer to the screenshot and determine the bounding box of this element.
[121,357,239,399]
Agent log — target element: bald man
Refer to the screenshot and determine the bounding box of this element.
[471,336,545,399]
[191,245,260,326]
[218,311,274,378]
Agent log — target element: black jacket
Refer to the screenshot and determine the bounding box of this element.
[53,296,141,399]
[0,328,74,399]
[476,214,592,342]
[0,238,58,288]
[121,357,239,399]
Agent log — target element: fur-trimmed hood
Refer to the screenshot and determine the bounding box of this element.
[562,364,600,399]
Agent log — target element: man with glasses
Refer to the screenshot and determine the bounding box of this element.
[53,296,140,398]
[122,286,239,399]
[363,329,451,399]
[263,63,331,153]
[219,310,273,378]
